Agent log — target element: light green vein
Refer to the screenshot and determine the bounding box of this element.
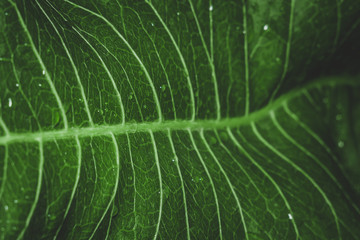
[4,27,42,130]
[251,122,341,240]
[270,0,296,101]
[35,0,94,126]
[227,128,300,239]
[214,130,266,201]
[225,26,234,117]
[284,100,349,169]
[64,0,163,122]
[271,110,360,214]
[242,0,250,115]
[79,29,144,122]
[167,129,190,240]
[0,118,9,136]
[282,102,360,215]
[188,129,223,240]
[146,1,194,121]
[200,129,248,240]
[9,0,68,129]
[16,138,44,240]
[126,133,138,236]
[54,136,82,240]
[89,133,120,239]
[9,54,41,130]
[72,27,125,124]
[188,0,221,120]
[149,130,163,240]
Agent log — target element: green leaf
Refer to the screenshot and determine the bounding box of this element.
[0,0,359,239]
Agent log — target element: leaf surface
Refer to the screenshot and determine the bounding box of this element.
[0,0,360,239]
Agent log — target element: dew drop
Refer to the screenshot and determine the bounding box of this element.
[288,213,293,220]
[160,84,166,92]
[15,83,19,87]
[42,69,45,75]
[5,12,8,16]
[151,22,154,27]
[8,98,12,107]
[4,205,8,211]
[38,83,42,87]
[13,199,18,204]
[47,214,51,218]
[171,158,175,162]
[176,12,180,16]
[263,24,269,31]
[242,30,246,34]
[209,5,213,11]
[338,141,344,148]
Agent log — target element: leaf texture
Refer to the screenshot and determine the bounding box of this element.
[0,0,360,239]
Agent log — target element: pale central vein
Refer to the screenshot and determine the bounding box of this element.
[0,78,357,145]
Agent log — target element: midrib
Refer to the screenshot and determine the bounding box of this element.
[0,77,356,145]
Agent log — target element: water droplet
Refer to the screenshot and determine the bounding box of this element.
[160,84,166,92]
[151,22,154,27]
[338,141,344,148]
[263,24,269,31]
[242,30,246,34]
[4,205,8,211]
[13,200,18,204]
[15,83,19,87]
[38,83,42,87]
[176,12,180,16]
[8,98,12,107]
[336,114,342,121]
[209,5,213,11]
[47,214,51,218]
[171,158,175,162]
[42,70,45,75]
[209,136,217,144]
[288,213,293,220]
[5,12,8,16]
